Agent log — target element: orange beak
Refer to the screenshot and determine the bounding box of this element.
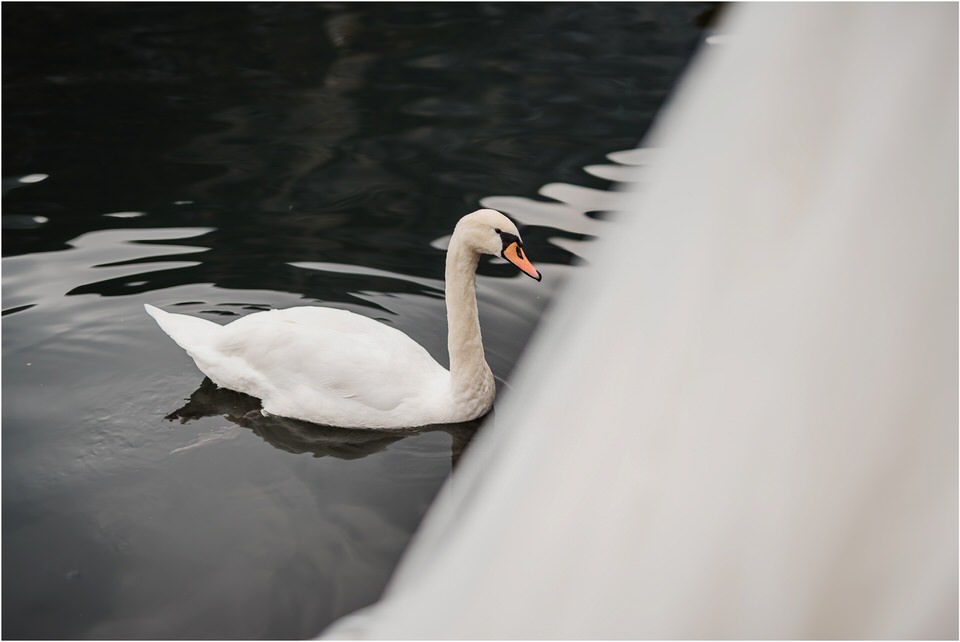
[502,241,542,282]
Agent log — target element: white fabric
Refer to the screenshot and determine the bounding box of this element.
[324,3,958,638]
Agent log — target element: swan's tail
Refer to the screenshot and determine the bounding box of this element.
[144,304,222,355]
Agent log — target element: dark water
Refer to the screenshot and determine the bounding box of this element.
[2,4,704,638]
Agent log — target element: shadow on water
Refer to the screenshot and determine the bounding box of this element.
[166,377,482,468]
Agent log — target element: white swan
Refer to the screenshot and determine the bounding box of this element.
[145,209,541,429]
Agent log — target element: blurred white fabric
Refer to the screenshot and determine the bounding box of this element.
[323,3,958,639]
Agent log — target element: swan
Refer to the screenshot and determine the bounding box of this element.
[145,209,541,429]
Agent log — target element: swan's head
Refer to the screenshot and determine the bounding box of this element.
[455,209,542,281]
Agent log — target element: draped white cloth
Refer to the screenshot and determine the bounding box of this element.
[324,3,958,638]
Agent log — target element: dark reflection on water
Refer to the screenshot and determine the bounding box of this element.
[168,377,481,467]
[3,3,704,639]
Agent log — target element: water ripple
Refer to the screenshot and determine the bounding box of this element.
[480,147,653,261]
[2,227,214,315]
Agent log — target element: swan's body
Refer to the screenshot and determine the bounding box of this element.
[145,209,541,429]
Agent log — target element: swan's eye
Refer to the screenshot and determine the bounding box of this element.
[494,228,501,234]
[497,230,519,250]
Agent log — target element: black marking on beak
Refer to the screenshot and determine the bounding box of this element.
[498,231,520,252]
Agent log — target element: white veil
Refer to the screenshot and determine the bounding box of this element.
[324,3,958,638]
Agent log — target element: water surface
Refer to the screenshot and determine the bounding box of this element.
[2,4,704,638]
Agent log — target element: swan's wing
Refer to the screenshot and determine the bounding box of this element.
[210,307,448,414]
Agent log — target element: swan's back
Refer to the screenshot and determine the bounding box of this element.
[145,304,453,428]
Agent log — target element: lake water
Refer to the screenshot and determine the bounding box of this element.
[2,4,705,638]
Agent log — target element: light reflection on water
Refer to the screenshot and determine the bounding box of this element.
[2,3,702,638]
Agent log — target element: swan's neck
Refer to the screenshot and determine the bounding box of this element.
[445,240,494,404]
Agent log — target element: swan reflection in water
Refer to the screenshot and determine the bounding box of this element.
[165,377,482,467]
